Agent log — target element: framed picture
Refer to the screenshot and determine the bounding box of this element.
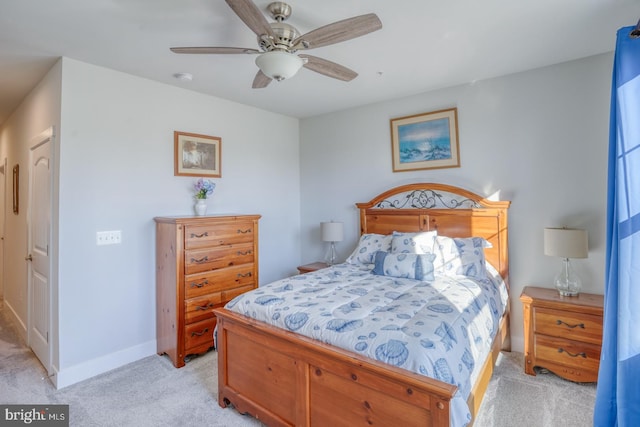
[13,164,19,215]
[390,107,460,172]
[174,131,221,177]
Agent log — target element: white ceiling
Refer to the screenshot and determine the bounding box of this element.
[1,0,639,125]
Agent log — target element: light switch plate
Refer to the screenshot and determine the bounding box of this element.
[96,230,122,245]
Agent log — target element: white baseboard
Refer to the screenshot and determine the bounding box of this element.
[3,299,27,342]
[53,339,156,389]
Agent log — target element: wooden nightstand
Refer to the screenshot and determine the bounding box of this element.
[520,286,603,382]
[297,262,330,274]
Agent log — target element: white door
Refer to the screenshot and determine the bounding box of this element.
[28,128,53,372]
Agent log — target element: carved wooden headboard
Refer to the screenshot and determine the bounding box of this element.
[356,183,511,287]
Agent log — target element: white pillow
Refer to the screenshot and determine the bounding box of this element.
[371,251,436,281]
[433,236,492,280]
[390,231,437,254]
[345,233,393,265]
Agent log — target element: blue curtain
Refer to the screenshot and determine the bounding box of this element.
[594,25,640,426]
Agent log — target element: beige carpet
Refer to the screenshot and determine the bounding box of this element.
[0,300,596,426]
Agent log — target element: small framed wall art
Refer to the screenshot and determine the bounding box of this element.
[174,131,221,177]
[390,107,460,172]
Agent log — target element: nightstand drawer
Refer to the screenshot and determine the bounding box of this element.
[534,307,602,345]
[534,334,601,374]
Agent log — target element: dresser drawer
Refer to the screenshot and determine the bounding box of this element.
[184,264,256,299]
[185,317,216,352]
[533,334,601,374]
[222,284,256,304]
[185,222,255,249]
[533,307,602,345]
[185,293,222,324]
[185,242,255,275]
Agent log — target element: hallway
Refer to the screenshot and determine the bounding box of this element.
[0,299,54,402]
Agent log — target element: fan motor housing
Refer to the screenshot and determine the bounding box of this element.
[259,22,300,51]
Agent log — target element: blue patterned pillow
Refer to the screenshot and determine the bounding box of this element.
[433,236,492,280]
[346,234,393,265]
[371,251,436,281]
[390,231,437,254]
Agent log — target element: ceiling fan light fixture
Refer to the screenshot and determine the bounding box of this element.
[255,51,303,81]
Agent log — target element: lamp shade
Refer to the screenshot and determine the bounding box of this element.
[255,51,304,81]
[321,221,344,242]
[544,228,588,259]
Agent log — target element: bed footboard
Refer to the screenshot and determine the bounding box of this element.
[214,308,457,427]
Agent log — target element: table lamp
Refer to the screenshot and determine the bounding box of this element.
[321,221,344,265]
[544,227,588,296]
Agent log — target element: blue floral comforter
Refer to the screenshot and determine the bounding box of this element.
[225,263,508,427]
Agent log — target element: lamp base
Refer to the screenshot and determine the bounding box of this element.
[324,242,338,265]
[554,258,581,297]
[557,288,579,297]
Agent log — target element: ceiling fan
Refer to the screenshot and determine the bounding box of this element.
[170,0,382,88]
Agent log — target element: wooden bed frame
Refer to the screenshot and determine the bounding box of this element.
[213,183,511,426]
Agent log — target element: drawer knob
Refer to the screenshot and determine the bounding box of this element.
[191,328,210,337]
[190,280,208,288]
[237,272,252,278]
[556,319,585,329]
[237,229,252,234]
[196,303,215,311]
[237,250,252,255]
[558,348,587,358]
[191,232,209,238]
[191,255,209,264]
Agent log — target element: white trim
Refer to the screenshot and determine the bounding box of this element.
[3,298,27,340]
[0,157,5,301]
[53,340,156,389]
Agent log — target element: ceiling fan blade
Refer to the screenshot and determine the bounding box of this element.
[170,47,260,54]
[299,54,358,81]
[293,13,382,50]
[252,70,272,88]
[225,0,276,39]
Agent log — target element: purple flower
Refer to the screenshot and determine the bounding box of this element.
[194,178,215,199]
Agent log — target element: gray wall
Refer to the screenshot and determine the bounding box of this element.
[299,53,612,352]
[1,57,302,387]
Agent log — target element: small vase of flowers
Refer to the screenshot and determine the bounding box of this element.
[193,178,215,216]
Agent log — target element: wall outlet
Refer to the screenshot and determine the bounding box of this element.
[96,230,122,245]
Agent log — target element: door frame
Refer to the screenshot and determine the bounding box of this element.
[27,126,55,376]
[0,157,5,300]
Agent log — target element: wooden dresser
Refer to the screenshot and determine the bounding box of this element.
[155,214,260,368]
[520,286,603,382]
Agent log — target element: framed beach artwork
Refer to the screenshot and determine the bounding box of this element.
[390,107,460,172]
[174,131,221,178]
